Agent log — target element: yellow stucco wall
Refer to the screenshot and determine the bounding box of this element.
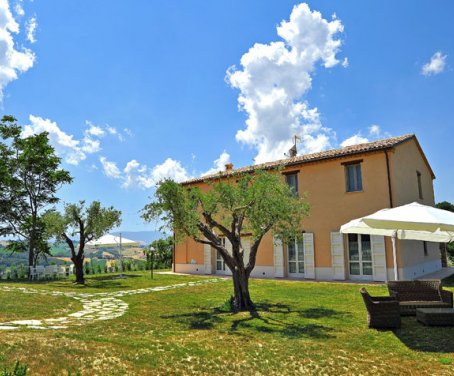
[174,137,438,278]
[387,138,438,270]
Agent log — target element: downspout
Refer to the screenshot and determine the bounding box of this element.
[384,149,393,208]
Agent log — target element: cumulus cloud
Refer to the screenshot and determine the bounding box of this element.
[226,2,345,163]
[100,156,121,179]
[98,156,192,190]
[421,51,447,76]
[23,115,88,165]
[13,1,24,17]
[85,121,105,137]
[107,126,125,142]
[368,124,380,137]
[22,115,110,165]
[0,0,35,102]
[202,151,231,176]
[25,16,36,43]
[340,124,390,148]
[340,134,369,148]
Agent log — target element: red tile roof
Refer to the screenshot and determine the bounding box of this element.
[182,134,416,185]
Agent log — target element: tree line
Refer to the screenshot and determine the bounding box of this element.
[0,116,121,284]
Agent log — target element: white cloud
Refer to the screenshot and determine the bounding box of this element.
[85,121,105,137]
[0,0,35,102]
[25,16,36,43]
[421,51,447,76]
[340,134,369,148]
[81,136,101,153]
[23,115,87,165]
[340,124,391,148]
[202,151,231,176]
[226,2,345,163]
[100,156,121,179]
[368,124,380,136]
[14,2,24,17]
[23,115,107,165]
[107,126,124,142]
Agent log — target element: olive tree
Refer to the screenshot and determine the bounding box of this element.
[142,170,309,311]
[44,201,121,284]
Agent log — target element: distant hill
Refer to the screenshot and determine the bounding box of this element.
[111,231,169,244]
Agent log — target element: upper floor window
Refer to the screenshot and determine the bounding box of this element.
[417,171,423,199]
[345,163,363,192]
[285,173,299,196]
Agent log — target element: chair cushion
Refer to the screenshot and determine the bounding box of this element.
[400,301,450,308]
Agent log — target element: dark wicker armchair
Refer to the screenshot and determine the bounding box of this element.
[360,288,401,329]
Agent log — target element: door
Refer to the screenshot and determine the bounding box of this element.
[215,238,232,275]
[347,234,373,280]
[288,238,304,278]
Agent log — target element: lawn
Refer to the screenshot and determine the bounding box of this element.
[0,272,453,375]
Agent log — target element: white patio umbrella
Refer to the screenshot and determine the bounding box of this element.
[340,202,454,281]
[86,234,139,248]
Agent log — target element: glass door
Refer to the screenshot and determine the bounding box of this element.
[348,234,372,280]
[288,239,304,277]
[216,250,225,272]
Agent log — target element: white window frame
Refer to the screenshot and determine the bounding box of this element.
[216,238,226,272]
[348,234,373,280]
[287,238,305,278]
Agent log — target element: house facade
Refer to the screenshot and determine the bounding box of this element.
[174,134,441,282]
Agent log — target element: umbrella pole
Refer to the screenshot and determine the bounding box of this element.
[392,233,398,281]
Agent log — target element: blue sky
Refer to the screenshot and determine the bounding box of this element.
[2,0,454,232]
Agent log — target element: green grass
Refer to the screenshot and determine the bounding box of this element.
[0,272,453,375]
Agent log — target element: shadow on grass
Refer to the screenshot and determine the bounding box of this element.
[393,317,454,353]
[162,302,347,339]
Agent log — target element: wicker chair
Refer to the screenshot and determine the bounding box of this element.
[360,288,401,329]
[387,280,453,316]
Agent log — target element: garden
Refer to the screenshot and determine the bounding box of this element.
[0,271,453,375]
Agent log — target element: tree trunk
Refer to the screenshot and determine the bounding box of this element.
[73,256,85,284]
[231,269,253,311]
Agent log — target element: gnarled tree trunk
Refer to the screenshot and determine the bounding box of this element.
[72,256,85,284]
[232,269,253,311]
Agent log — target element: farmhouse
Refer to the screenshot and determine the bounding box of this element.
[174,134,441,282]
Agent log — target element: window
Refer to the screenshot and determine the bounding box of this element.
[216,238,226,271]
[345,163,363,192]
[423,241,428,257]
[417,171,423,199]
[348,234,372,279]
[288,238,304,275]
[285,173,299,196]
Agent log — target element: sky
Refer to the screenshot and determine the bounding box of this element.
[1,0,454,232]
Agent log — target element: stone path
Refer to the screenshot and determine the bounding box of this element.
[0,278,223,330]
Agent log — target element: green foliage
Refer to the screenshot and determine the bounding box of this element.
[143,169,310,309]
[43,200,121,283]
[0,115,72,265]
[146,236,173,269]
[436,201,454,263]
[1,361,28,376]
[143,169,309,244]
[436,201,454,213]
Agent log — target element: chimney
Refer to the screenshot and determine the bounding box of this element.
[225,163,233,171]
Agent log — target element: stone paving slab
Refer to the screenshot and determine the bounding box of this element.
[0,278,223,330]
